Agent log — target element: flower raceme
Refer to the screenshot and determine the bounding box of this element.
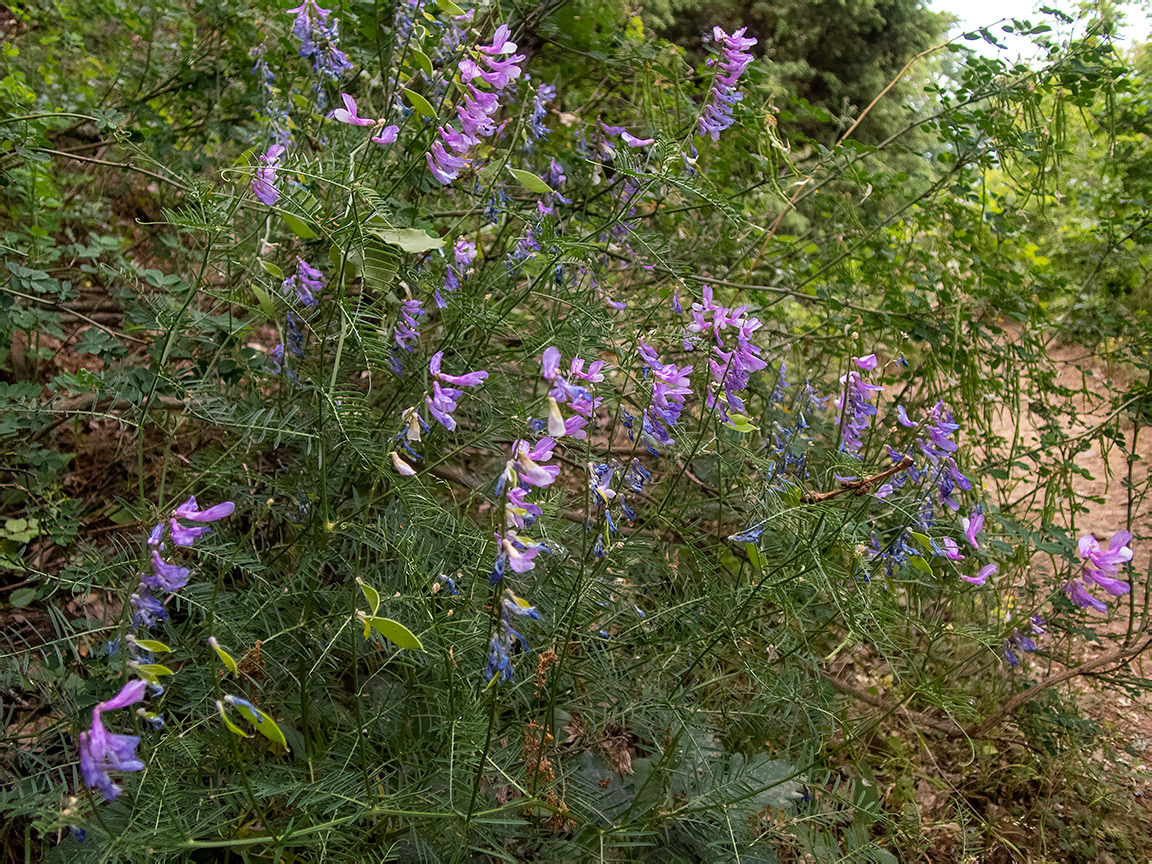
[426,350,488,431]
[281,258,325,309]
[1065,529,1134,611]
[684,286,767,424]
[389,353,487,472]
[287,0,353,78]
[698,26,757,141]
[427,26,524,186]
[486,591,541,684]
[539,346,604,439]
[133,496,234,626]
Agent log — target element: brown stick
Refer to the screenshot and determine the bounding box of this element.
[822,631,1152,741]
[965,632,1152,738]
[801,457,913,503]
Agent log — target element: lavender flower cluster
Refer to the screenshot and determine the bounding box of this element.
[81,496,234,801]
[286,0,354,78]
[1065,530,1133,611]
[428,25,525,185]
[698,26,757,141]
[684,285,768,425]
[391,350,488,475]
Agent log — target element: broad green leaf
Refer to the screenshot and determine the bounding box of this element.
[507,167,554,195]
[258,259,283,279]
[435,0,465,15]
[727,413,759,433]
[358,578,382,616]
[281,212,317,239]
[133,663,175,684]
[907,555,933,575]
[409,48,433,77]
[369,226,444,254]
[131,638,172,654]
[212,642,239,675]
[367,617,425,651]
[910,532,934,552]
[235,704,289,748]
[403,89,436,119]
[251,284,275,320]
[9,587,35,608]
[218,704,250,738]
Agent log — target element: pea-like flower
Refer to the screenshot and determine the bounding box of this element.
[961,510,984,548]
[173,496,236,522]
[1078,530,1133,596]
[144,551,191,592]
[962,563,997,586]
[78,679,148,801]
[251,144,286,206]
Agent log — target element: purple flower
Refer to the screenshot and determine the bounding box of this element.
[485,589,541,682]
[621,131,654,147]
[282,258,325,308]
[429,351,488,387]
[173,496,236,522]
[373,124,400,145]
[834,369,883,455]
[698,26,757,140]
[1078,532,1133,596]
[502,533,542,573]
[854,353,878,371]
[505,486,542,529]
[961,510,984,548]
[144,551,191,592]
[427,140,470,185]
[169,518,210,547]
[1065,577,1108,612]
[251,144,286,206]
[472,24,525,89]
[1013,629,1037,653]
[330,93,375,126]
[287,0,353,77]
[528,83,554,141]
[962,563,997,585]
[129,585,168,628]
[393,299,425,356]
[147,523,163,547]
[894,405,917,428]
[78,679,148,801]
[454,239,477,268]
[940,541,967,562]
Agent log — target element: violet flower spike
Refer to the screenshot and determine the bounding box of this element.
[698,26,757,141]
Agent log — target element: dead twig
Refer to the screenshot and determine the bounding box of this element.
[801,457,913,504]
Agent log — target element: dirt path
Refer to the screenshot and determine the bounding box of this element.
[986,325,1152,750]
